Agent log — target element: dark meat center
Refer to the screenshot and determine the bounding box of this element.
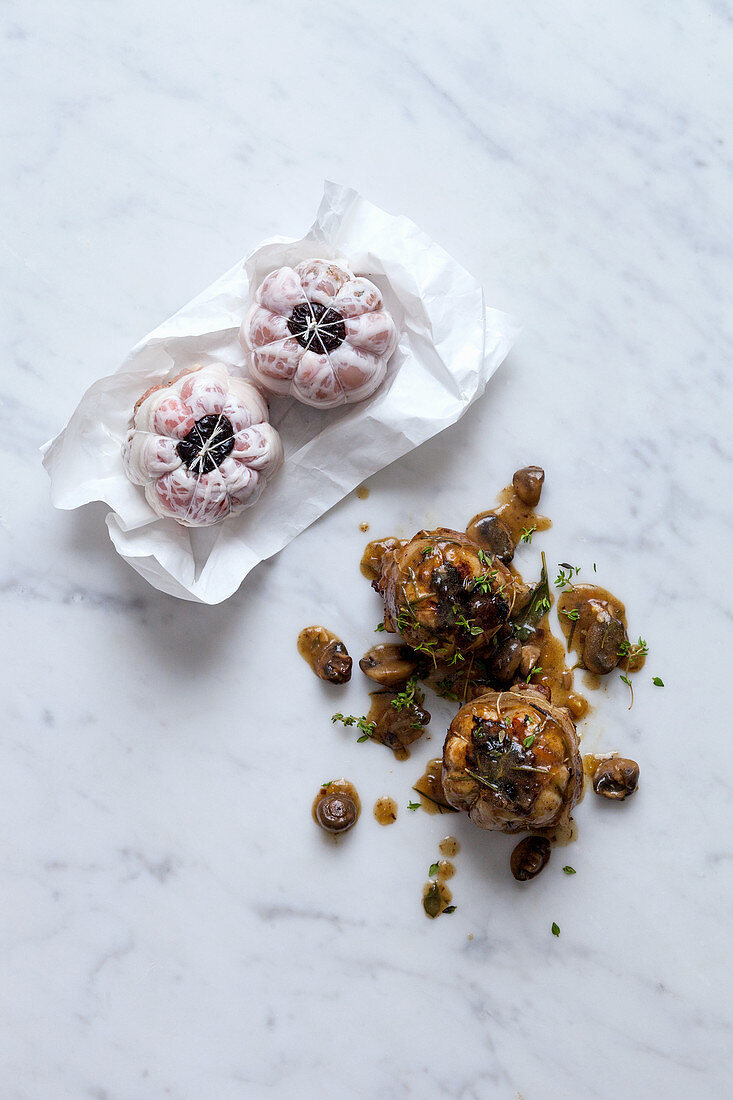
[432,561,509,636]
[176,414,235,475]
[288,302,346,354]
[469,716,540,814]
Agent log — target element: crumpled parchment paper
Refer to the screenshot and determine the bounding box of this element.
[41,182,520,604]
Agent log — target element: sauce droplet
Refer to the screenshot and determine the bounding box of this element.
[373,797,398,825]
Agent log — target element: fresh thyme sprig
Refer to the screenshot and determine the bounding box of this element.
[390,675,423,712]
[331,713,376,742]
[618,637,649,663]
[520,524,537,544]
[555,563,581,589]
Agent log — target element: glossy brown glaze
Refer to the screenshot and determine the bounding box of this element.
[467,481,550,550]
[439,836,460,857]
[373,797,398,824]
[413,757,458,813]
[361,537,405,583]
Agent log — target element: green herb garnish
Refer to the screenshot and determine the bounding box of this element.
[618,637,649,662]
[555,563,580,589]
[331,713,376,741]
[429,862,440,877]
[407,800,421,811]
[520,524,537,544]
[551,922,560,937]
[652,676,664,687]
[523,733,536,749]
[375,622,386,632]
[390,675,422,712]
[560,608,580,621]
[563,866,576,875]
[443,905,457,914]
[434,678,459,702]
[512,551,551,641]
[423,882,442,918]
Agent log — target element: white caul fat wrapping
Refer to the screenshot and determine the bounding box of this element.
[241,259,398,409]
[122,363,283,527]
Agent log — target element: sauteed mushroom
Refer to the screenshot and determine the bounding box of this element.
[312,779,361,833]
[510,835,551,881]
[298,626,352,684]
[489,636,523,683]
[582,610,626,675]
[465,513,515,564]
[512,466,545,508]
[592,757,639,800]
[359,644,419,687]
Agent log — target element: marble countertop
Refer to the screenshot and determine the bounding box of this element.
[2,1,731,1097]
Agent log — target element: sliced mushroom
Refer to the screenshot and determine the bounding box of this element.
[297,626,352,684]
[359,644,418,687]
[582,616,626,675]
[592,758,639,800]
[512,466,545,508]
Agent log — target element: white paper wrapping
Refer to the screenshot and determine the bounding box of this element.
[41,183,520,604]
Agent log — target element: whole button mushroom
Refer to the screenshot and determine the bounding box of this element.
[312,780,361,833]
[510,836,552,881]
[512,466,545,508]
[592,758,640,800]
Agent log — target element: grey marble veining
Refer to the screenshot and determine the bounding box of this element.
[1,1,732,1097]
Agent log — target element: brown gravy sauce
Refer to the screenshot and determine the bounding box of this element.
[439,836,460,858]
[467,482,551,549]
[413,758,457,813]
[356,485,370,500]
[531,622,589,720]
[360,537,404,582]
[557,583,645,674]
[373,797,398,825]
